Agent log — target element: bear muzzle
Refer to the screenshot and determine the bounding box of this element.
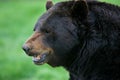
[22,32,53,65]
[22,43,53,65]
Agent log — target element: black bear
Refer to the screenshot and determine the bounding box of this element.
[22,0,120,80]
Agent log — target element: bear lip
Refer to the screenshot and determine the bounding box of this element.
[32,53,48,65]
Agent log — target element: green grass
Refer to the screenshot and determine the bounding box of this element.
[0,1,68,80]
[101,0,120,6]
[0,0,119,80]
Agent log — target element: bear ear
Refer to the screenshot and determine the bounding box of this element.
[71,0,88,20]
[46,0,54,10]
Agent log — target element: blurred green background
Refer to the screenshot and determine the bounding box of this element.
[0,0,119,80]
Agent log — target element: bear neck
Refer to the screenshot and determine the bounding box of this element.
[65,51,120,80]
[63,27,120,80]
[64,40,120,80]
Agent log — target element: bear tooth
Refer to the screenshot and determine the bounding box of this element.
[32,55,41,61]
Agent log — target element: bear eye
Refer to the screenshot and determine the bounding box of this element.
[45,29,50,33]
[41,28,51,34]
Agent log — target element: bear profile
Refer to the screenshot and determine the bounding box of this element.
[23,0,120,80]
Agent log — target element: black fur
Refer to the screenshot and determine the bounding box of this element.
[33,0,120,80]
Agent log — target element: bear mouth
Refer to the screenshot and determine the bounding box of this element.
[32,53,48,65]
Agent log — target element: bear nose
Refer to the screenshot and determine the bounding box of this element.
[22,44,31,53]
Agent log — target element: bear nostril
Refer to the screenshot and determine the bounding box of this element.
[22,45,31,53]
